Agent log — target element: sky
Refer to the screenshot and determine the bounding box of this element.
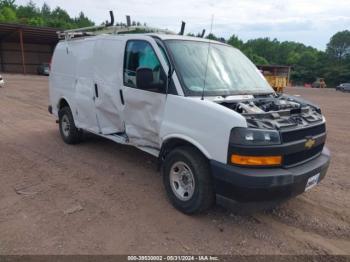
[17,0,350,50]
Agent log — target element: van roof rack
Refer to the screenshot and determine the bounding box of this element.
[57,25,176,40]
[57,11,177,40]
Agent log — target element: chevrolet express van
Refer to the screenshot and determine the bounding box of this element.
[49,33,330,214]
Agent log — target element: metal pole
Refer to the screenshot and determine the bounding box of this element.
[0,40,4,72]
[287,66,291,86]
[19,29,26,74]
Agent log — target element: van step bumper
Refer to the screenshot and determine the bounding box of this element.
[210,147,330,202]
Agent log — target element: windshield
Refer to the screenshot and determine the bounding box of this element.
[165,40,274,96]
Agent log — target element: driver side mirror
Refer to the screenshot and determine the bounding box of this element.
[136,67,153,90]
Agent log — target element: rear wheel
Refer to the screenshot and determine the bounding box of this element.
[162,146,215,214]
[58,107,82,144]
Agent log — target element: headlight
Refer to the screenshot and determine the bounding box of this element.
[230,127,281,146]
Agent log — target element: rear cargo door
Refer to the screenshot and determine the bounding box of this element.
[121,39,168,148]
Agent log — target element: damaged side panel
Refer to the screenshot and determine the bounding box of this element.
[120,36,171,150]
[93,38,125,134]
[75,77,99,132]
[122,87,166,148]
[72,40,99,132]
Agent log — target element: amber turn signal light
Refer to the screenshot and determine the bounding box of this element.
[231,154,282,166]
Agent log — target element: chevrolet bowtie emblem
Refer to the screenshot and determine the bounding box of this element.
[305,138,316,149]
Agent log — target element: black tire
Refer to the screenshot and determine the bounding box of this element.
[58,106,82,144]
[162,146,215,214]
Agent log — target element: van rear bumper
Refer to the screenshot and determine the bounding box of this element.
[210,147,330,203]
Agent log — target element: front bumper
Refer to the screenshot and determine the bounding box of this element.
[211,147,330,202]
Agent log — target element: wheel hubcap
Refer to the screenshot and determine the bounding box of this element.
[169,162,195,201]
[61,115,70,137]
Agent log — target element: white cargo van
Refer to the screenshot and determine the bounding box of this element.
[49,30,330,214]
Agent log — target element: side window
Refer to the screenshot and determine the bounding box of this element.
[124,40,166,93]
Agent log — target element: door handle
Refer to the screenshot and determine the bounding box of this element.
[119,90,125,105]
[94,83,99,98]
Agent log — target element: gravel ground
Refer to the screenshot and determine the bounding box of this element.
[0,74,349,255]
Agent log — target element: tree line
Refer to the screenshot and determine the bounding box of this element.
[0,0,147,29]
[0,0,95,28]
[1,0,349,87]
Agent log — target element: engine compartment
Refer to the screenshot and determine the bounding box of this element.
[220,94,323,130]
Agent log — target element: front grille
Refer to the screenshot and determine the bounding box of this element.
[281,124,326,143]
[283,143,324,166]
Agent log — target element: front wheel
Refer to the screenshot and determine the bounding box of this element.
[58,107,83,144]
[162,146,215,214]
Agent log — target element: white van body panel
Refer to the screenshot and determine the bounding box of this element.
[50,38,99,132]
[122,87,166,148]
[74,39,99,133]
[49,40,76,117]
[49,34,247,165]
[160,96,247,163]
[93,37,125,134]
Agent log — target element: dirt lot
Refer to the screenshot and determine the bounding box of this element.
[0,74,349,255]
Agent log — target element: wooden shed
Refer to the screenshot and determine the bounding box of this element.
[0,23,58,74]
